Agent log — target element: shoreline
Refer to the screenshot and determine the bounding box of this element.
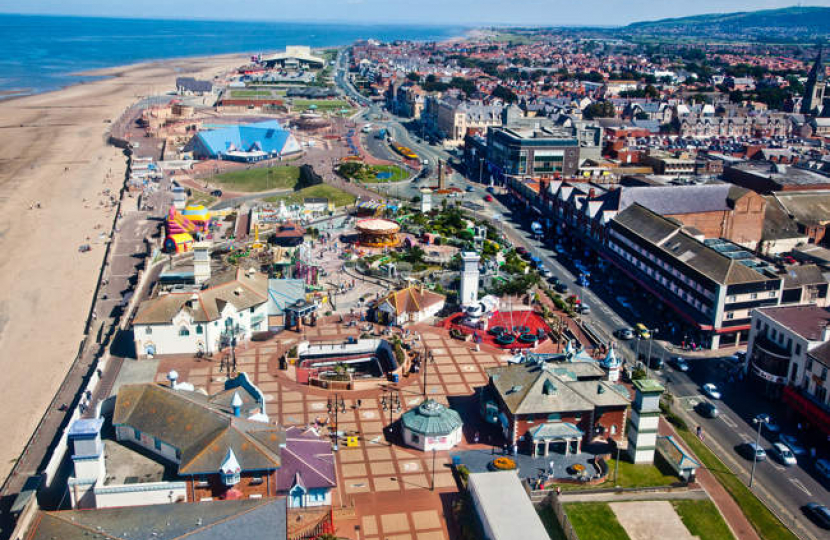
[0,25,475,104]
[0,52,244,487]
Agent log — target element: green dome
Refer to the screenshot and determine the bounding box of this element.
[401,399,463,437]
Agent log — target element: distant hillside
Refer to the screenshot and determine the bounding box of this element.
[622,6,830,41]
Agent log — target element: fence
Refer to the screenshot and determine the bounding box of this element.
[548,493,581,540]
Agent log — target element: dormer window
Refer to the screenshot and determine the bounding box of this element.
[220,449,241,486]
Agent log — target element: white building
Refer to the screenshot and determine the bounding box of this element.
[401,400,463,452]
[459,251,480,307]
[467,472,549,540]
[373,285,446,326]
[132,267,269,358]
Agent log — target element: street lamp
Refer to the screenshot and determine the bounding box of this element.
[327,393,346,451]
[749,413,770,488]
[646,328,659,376]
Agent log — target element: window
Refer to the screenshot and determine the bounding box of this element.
[146,327,153,335]
[756,320,761,330]
[796,344,802,355]
[176,448,181,460]
[823,368,828,381]
[134,428,141,440]
[154,438,162,451]
[726,312,734,320]
[728,296,736,303]
[196,325,203,335]
[807,358,814,371]
[250,475,264,485]
[791,363,799,382]
[769,291,777,298]
[411,433,420,443]
[547,413,561,421]
[750,293,758,300]
[196,476,210,487]
[179,326,190,337]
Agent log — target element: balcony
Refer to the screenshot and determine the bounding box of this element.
[753,335,790,359]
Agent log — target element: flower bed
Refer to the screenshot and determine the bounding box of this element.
[491,457,517,471]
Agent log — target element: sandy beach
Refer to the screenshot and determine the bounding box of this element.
[0,53,244,484]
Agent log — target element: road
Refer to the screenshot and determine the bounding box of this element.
[335,47,829,539]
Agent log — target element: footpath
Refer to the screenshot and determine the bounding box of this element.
[659,420,762,540]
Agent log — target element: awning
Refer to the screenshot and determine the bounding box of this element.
[782,385,830,436]
[530,422,583,441]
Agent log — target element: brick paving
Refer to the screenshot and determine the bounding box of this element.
[142,322,512,540]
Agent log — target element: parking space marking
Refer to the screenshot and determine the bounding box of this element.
[720,415,738,429]
[789,478,812,496]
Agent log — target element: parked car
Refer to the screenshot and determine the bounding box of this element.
[484,194,494,202]
[816,458,830,481]
[486,186,495,194]
[769,442,797,466]
[541,268,554,279]
[577,304,591,315]
[554,282,568,293]
[696,401,719,418]
[616,328,635,340]
[548,275,561,285]
[738,442,766,461]
[465,186,474,192]
[778,433,807,456]
[670,357,689,372]
[803,503,830,529]
[210,189,223,197]
[515,247,528,256]
[635,323,651,339]
[648,356,664,370]
[702,383,722,400]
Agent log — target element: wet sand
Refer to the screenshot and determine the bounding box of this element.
[0,53,244,484]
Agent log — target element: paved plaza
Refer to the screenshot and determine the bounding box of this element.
[118,321,520,540]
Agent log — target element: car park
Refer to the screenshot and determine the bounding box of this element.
[670,357,689,372]
[778,433,807,456]
[696,401,719,418]
[738,442,766,461]
[702,383,722,400]
[769,442,797,466]
[803,503,830,529]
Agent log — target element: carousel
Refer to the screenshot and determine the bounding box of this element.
[355,218,400,248]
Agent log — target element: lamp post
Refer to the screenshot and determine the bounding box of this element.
[381,389,400,429]
[646,328,659,377]
[431,448,437,492]
[327,393,346,451]
[750,413,770,488]
[422,346,434,398]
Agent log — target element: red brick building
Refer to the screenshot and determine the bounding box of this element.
[481,360,629,456]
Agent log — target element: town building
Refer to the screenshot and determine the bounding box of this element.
[801,47,827,116]
[371,285,446,326]
[25,498,290,540]
[723,161,830,194]
[746,306,830,440]
[425,96,503,146]
[401,399,464,451]
[262,46,325,70]
[467,471,550,540]
[481,358,629,456]
[639,151,696,177]
[486,124,581,178]
[132,267,270,358]
[606,204,781,348]
[187,120,302,162]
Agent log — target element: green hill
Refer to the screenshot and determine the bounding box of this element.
[623,6,830,41]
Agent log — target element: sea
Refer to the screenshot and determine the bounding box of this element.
[0,14,466,98]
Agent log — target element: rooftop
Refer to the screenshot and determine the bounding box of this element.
[757,305,830,341]
[467,471,550,540]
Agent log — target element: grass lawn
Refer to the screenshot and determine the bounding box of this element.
[549,458,678,492]
[228,89,277,98]
[537,504,567,540]
[673,419,798,540]
[292,99,352,112]
[263,184,355,207]
[564,502,630,540]
[672,500,736,540]
[343,163,409,183]
[186,189,217,208]
[212,166,301,193]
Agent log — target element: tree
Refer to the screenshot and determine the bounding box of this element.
[407,71,420,82]
[583,101,616,120]
[491,85,518,103]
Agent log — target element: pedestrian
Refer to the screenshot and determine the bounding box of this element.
[696,425,702,439]
[357,399,362,409]
[474,431,479,444]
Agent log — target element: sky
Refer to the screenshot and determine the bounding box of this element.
[1,0,830,26]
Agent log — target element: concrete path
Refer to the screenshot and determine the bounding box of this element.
[610,500,697,540]
[561,488,708,503]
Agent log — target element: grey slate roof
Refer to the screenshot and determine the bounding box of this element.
[134,268,268,325]
[613,204,769,285]
[611,184,742,216]
[486,363,595,415]
[28,498,286,540]
[113,383,284,475]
